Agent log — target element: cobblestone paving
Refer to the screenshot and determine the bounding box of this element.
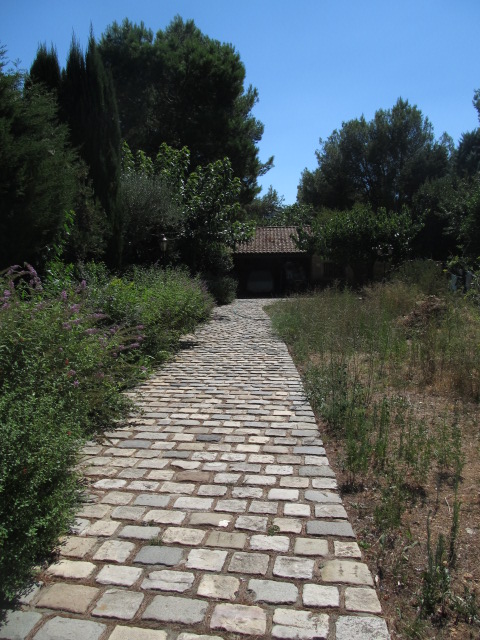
[1,299,390,640]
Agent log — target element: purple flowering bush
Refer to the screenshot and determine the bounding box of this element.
[0,263,213,605]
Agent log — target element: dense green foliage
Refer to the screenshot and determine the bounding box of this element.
[98,16,272,203]
[298,98,451,212]
[295,94,480,275]
[119,141,254,302]
[300,203,420,284]
[0,264,213,605]
[0,55,78,269]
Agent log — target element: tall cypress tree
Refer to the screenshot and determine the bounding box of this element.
[84,32,122,263]
[59,33,122,265]
[29,44,61,94]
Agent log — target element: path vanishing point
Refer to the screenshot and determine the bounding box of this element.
[1,299,390,640]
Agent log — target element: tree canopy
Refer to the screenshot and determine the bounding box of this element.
[98,16,272,203]
[298,98,451,212]
[0,54,78,268]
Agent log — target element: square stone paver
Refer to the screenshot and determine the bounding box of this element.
[345,587,382,613]
[119,525,161,540]
[334,541,362,558]
[32,616,106,640]
[235,515,268,532]
[84,520,120,537]
[284,503,311,517]
[60,536,98,558]
[162,527,205,546]
[189,513,232,528]
[228,552,270,575]
[92,589,144,620]
[93,540,135,564]
[294,538,329,557]
[272,608,329,639]
[108,627,167,640]
[250,534,290,552]
[45,559,96,580]
[205,531,246,549]
[134,546,184,566]
[0,611,42,639]
[35,583,99,613]
[248,579,298,604]
[273,556,314,579]
[141,570,195,592]
[303,583,340,607]
[143,509,186,525]
[186,548,228,571]
[96,564,143,586]
[142,595,208,624]
[307,521,355,538]
[210,603,266,636]
[336,615,389,640]
[320,560,374,586]
[197,574,240,600]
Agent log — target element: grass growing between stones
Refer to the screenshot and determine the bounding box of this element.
[269,260,480,639]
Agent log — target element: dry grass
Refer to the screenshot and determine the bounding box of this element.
[269,263,480,638]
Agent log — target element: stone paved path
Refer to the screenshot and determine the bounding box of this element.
[1,299,390,640]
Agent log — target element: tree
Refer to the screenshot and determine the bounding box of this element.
[119,142,185,264]
[99,16,272,203]
[59,33,122,264]
[299,98,451,212]
[304,204,420,284]
[29,44,61,94]
[0,52,78,269]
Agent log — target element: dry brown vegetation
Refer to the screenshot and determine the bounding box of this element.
[269,261,480,639]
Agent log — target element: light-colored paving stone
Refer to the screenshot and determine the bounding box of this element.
[336,615,390,639]
[197,574,240,600]
[273,556,315,579]
[186,548,228,571]
[91,588,144,619]
[228,551,270,575]
[92,540,135,564]
[108,628,167,640]
[272,608,329,639]
[0,611,42,639]
[320,559,374,586]
[25,299,388,640]
[96,564,143,586]
[294,537,329,557]
[303,583,340,608]
[345,587,383,613]
[141,569,195,592]
[32,616,106,640]
[210,603,267,635]
[35,583,99,613]
[248,578,298,604]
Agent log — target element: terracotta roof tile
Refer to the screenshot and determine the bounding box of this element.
[235,226,305,254]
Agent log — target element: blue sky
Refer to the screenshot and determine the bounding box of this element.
[1,0,479,203]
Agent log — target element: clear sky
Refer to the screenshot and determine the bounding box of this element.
[1,0,479,203]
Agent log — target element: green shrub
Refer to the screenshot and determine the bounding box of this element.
[85,266,214,358]
[0,263,213,605]
[205,275,237,305]
[0,392,81,603]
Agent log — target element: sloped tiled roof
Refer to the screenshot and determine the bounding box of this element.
[235,226,306,254]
